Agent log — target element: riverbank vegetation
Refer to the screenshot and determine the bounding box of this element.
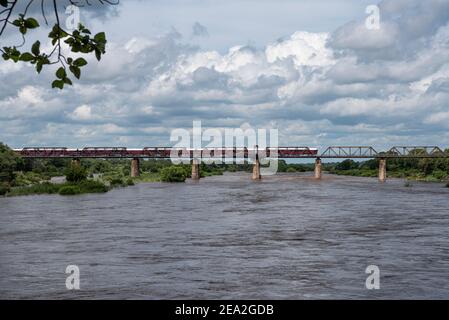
[1,142,307,196]
[7,180,109,197]
[3,142,449,196]
[325,157,449,182]
[1,141,316,196]
[160,166,189,182]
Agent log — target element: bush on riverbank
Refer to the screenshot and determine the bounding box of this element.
[13,171,50,187]
[326,157,449,182]
[7,182,61,196]
[77,180,109,193]
[446,182,449,188]
[6,180,109,197]
[200,164,223,177]
[0,143,20,187]
[432,170,448,181]
[132,172,160,183]
[106,177,135,187]
[110,177,125,186]
[59,181,108,195]
[59,185,81,195]
[335,159,359,171]
[65,165,88,183]
[160,166,188,182]
[0,182,11,195]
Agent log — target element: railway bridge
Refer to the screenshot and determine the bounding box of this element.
[14,146,449,182]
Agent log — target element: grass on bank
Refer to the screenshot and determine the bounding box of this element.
[7,180,109,197]
[102,171,159,185]
[5,164,202,196]
[132,172,160,183]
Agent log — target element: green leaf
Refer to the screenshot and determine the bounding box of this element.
[52,80,64,89]
[36,62,43,73]
[64,78,73,85]
[80,45,91,54]
[94,32,106,43]
[25,18,39,29]
[73,57,87,67]
[19,26,27,35]
[19,53,34,62]
[71,43,81,53]
[64,38,75,45]
[49,24,68,39]
[9,48,21,62]
[31,41,40,56]
[0,0,9,7]
[56,67,66,79]
[70,66,81,79]
[95,49,102,61]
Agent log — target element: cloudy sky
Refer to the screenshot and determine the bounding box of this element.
[1,0,449,150]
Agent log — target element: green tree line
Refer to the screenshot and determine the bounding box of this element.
[3,142,449,195]
[327,153,449,182]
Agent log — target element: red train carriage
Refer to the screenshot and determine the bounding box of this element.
[14,146,320,159]
[15,147,69,158]
[143,147,173,158]
[274,147,318,158]
[82,147,128,158]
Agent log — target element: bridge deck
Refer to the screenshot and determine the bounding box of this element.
[13,146,449,159]
[14,147,317,159]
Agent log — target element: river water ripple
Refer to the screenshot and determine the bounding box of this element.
[1,173,449,299]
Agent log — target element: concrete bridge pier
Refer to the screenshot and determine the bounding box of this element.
[314,158,322,180]
[71,158,81,167]
[252,158,261,180]
[131,158,140,178]
[378,158,387,182]
[191,159,200,180]
[252,146,261,181]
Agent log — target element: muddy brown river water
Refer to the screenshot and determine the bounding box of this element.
[1,173,449,299]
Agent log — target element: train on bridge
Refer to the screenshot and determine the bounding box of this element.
[13,147,319,159]
[13,146,449,159]
[12,146,448,183]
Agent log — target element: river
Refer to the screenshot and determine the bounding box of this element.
[1,173,449,299]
